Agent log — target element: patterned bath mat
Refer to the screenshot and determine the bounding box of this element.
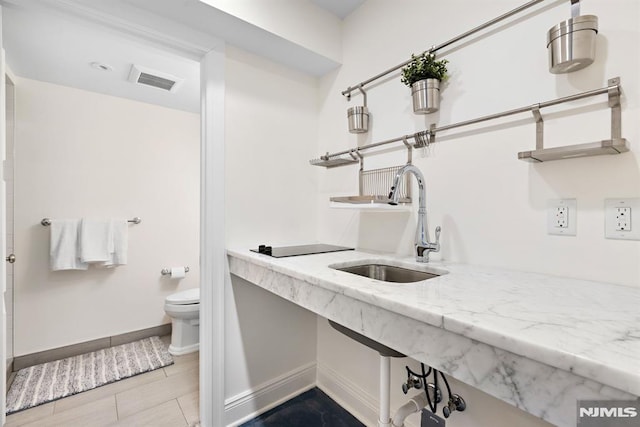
[6,336,173,414]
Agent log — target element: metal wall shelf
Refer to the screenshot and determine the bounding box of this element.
[311,77,629,166]
[518,139,628,162]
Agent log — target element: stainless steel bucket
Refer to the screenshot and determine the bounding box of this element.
[547,15,598,74]
[347,106,369,133]
[411,79,440,114]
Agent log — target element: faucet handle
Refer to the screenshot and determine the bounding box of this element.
[432,226,441,248]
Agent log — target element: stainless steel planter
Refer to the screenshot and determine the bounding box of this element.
[411,79,440,114]
[347,106,369,133]
[547,15,598,74]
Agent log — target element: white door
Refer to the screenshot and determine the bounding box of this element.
[0,4,7,424]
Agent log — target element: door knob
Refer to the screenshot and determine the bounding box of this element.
[6,254,16,264]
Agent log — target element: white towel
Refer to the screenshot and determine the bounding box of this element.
[103,219,128,267]
[50,219,88,271]
[80,219,113,264]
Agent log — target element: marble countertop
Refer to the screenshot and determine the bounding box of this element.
[227,248,640,397]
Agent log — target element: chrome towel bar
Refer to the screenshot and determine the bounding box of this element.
[41,217,142,226]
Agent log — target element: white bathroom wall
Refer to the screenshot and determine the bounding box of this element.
[318,0,640,286]
[316,1,639,426]
[224,46,319,423]
[224,47,321,248]
[13,77,200,356]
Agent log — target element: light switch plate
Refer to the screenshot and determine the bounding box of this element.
[605,198,640,240]
[547,199,577,236]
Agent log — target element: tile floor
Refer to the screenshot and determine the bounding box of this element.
[6,338,363,427]
[5,336,199,427]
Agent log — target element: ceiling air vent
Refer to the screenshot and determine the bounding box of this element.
[128,64,184,93]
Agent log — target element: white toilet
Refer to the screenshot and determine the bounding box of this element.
[164,288,200,355]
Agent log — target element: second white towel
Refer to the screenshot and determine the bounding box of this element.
[104,219,128,267]
[80,219,113,264]
[79,218,128,267]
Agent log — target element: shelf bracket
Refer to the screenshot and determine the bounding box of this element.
[402,136,413,165]
[608,77,622,139]
[531,104,544,150]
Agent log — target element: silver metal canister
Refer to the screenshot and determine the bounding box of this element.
[547,15,598,74]
[347,106,369,133]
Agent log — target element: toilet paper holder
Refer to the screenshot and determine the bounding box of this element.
[161,267,190,276]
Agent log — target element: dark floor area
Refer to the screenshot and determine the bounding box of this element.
[240,387,365,427]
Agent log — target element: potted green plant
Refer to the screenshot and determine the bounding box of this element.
[401,52,449,114]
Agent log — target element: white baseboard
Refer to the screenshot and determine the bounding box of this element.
[224,361,422,427]
[316,362,379,426]
[317,362,422,427]
[224,362,317,427]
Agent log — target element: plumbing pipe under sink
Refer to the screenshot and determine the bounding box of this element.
[381,357,432,427]
[327,320,430,426]
[391,392,430,427]
[328,320,404,426]
[380,355,391,427]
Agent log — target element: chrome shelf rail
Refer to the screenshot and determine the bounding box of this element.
[314,78,628,164]
[342,0,547,98]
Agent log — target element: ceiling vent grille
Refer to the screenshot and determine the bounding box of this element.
[128,64,184,93]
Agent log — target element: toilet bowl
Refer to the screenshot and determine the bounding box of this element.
[164,288,200,355]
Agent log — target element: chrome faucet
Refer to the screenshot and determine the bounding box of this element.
[388,164,441,263]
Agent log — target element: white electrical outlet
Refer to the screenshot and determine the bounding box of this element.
[605,198,640,240]
[547,199,577,236]
[555,206,568,228]
[615,207,631,231]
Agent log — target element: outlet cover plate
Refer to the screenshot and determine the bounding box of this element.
[547,199,577,236]
[605,198,640,240]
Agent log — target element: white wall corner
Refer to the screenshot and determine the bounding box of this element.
[198,0,342,64]
[316,362,380,427]
[200,44,226,427]
[317,362,423,427]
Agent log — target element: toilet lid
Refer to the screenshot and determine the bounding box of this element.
[166,288,200,305]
